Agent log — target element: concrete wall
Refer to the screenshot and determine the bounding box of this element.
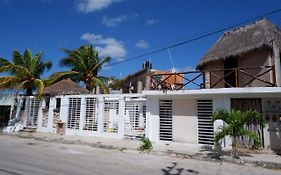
[172,99,197,143]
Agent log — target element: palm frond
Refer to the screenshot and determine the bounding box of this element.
[211,109,232,125]
[242,110,264,126]
[45,71,79,86]
[33,79,44,98]
[214,126,232,144]
[23,49,33,66]
[12,50,24,65]
[239,129,261,147]
[92,56,111,72]
[0,76,20,90]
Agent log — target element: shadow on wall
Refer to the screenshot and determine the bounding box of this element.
[270,130,281,153]
[161,162,199,175]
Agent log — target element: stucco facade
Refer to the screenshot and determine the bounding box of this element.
[144,87,281,151]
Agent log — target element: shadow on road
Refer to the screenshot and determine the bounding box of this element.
[162,162,199,175]
[199,145,252,159]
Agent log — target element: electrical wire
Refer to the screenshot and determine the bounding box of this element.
[103,8,281,68]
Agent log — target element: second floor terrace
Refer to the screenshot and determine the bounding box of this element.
[150,65,276,91]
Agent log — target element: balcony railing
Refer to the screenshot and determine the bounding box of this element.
[150,66,276,90]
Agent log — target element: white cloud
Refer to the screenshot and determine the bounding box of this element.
[102,15,127,27]
[145,19,158,26]
[81,33,127,61]
[76,0,122,13]
[170,66,195,72]
[135,39,149,49]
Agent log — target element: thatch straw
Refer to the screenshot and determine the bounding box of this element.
[43,79,90,96]
[197,18,281,69]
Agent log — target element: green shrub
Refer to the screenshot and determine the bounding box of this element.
[138,138,153,152]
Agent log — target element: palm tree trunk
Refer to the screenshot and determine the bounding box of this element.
[232,137,239,158]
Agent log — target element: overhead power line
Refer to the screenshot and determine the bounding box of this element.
[103,8,281,68]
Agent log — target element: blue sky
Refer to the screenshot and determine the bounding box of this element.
[1,0,281,79]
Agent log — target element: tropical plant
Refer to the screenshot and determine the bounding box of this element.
[138,138,153,152]
[49,45,111,92]
[0,49,52,96]
[108,78,125,90]
[211,109,264,158]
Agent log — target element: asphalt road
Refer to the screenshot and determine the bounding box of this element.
[0,135,280,175]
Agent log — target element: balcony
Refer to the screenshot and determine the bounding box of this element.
[150,66,276,90]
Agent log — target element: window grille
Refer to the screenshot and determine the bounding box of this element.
[103,99,119,133]
[84,97,98,131]
[143,105,146,125]
[67,98,81,129]
[28,98,40,126]
[159,100,173,141]
[124,101,146,139]
[197,100,214,145]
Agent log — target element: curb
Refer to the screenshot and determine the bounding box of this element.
[4,133,281,170]
[7,133,138,152]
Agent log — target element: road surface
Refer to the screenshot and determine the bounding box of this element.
[0,135,279,175]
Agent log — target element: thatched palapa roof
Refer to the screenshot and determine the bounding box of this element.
[197,18,281,69]
[43,79,90,96]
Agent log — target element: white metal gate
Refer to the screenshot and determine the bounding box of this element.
[159,100,173,141]
[103,99,119,133]
[124,99,146,139]
[27,97,40,126]
[67,98,81,129]
[84,97,98,131]
[197,100,214,145]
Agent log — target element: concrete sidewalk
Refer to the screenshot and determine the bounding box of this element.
[5,132,281,170]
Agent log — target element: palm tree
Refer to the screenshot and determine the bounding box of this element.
[0,49,52,96]
[49,45,111,92]
[211,109,264,158]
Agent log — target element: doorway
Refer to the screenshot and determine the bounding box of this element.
[224,57,238,87]
[0,106,11,127]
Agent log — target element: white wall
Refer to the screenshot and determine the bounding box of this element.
[36,94,145,140]
[146,97,159,142]
[172,99,197,144]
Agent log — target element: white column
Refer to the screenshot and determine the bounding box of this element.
[79,96,86,133]
[118,97,125,139]
[146,97,159,142]
[97,96,104,135]
[48,97,56,132]
[60,96,69,123]
[23,97,30,127]
[36,100,44,132]
[213,97,231,148]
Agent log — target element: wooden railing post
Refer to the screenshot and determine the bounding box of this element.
[273,40,281,86]
[235,68,239,87]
